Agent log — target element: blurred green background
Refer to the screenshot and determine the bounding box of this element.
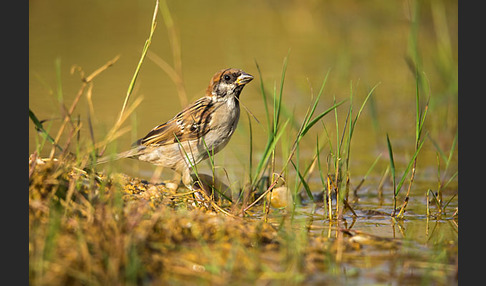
[29,0,457,183]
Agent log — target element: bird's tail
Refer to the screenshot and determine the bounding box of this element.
[95,148,141,165]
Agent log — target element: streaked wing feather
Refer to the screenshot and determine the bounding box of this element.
[137,97,214,146]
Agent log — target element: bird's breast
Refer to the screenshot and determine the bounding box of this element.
[203,99,240,152]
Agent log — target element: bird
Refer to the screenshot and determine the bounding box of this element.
[98,68,254,193]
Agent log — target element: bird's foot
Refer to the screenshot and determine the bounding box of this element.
[189,181,213,210]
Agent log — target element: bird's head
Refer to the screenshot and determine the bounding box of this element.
[207,68,254,100]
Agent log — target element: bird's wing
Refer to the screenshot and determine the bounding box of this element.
[136,97,215,146]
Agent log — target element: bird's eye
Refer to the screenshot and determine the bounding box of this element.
[223,74,231,81]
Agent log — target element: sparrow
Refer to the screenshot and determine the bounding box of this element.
[98,68,254,191]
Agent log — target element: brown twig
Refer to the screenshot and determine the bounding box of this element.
[48,55,121,160]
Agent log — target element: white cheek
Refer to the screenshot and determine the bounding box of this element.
[219,82,235,94]
[220,82,232,89]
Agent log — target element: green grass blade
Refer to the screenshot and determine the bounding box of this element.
[395,137,426,196]
[247,112,253,184]
[386,133,396,194]
[118,0,159,123]
[303,70,330,129]
[254,60,271,133]
[274,52,290,133]
[443,171,458,189]
[316,136,327,188]
[300,100,346,139]
[445,130,458,171]
[290,159,314,202]
[352,83,380,132]
[365,153,382,179]
[55,57,63,103]
[252,119,290,186]
[29,109,63,151]
[442,193,457,211]
[427,134,448,162]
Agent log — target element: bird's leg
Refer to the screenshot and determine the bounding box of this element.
[181,166,203,199]
[181,167,193,190]
[180,166,213,207]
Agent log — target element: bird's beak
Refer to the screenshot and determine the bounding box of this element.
[236,72,254,85]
